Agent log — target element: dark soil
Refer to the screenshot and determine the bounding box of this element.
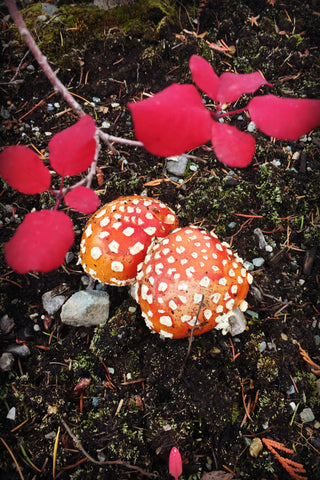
[0,1,320,479]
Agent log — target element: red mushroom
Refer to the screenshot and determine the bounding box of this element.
[79,196,179,286]
[135,226,252,338]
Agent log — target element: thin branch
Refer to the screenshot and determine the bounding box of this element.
[4,0,144,149]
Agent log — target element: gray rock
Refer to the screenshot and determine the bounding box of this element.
[300,407,315,423]
[60,290,110,327]
[0,314,15,335]
[6,344,31,358]
[6,407,16,421]
[42,286,69,315]
[166,155,188,177]
[41,3,58,15]
[0,352,15,372]
[252,257,265,267]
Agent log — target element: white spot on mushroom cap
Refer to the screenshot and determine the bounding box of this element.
[159,316,173,327]
[99,231,109,239]
[211,293,221,304]
[111,261,124,272]
[100,217,110,227]
[144,226,157,236]
[218,277,227,286]
[129,241,145,255]
[181,314,192,323]
[176,246,185,254]
[160,330,173,338]
[204,309,213,320]
[226,298,235,310]
[231,285,238,294]
[155,263,164,275]
[95,208,107,218]
[169,300,178,310]
[194,294,203,304]
[91,246,102,260]
[178,295,187,304]
[108,240,120,253]
[85,224,93,237]
[164,214,176,224]
[199,276,210,288]
[123,227,135,237]
[186,266,195,278]
[158,282,168,292]
[145,212,154,220]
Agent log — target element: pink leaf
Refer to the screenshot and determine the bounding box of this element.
[49,115,97,176]
[217,71,273,104]
[127,84,212,156]
[169,447,182,480]
[0,145,51,194]
[248,95,320,140]
[64,186,100,214]
[5,210,74,273]
[189,55,219,101]
[211,122,255,167]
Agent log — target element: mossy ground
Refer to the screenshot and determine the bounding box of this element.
[0,0,320,479]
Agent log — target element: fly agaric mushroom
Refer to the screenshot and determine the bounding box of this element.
[79,196,179,286]
[135,226,252,339]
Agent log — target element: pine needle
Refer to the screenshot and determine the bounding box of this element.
[53,426,60,479]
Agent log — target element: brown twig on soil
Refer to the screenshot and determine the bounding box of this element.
[297,342,320,375]
[178,294,204,379]
[4,0,144,151]
[262,437,307,480]
[0,437,25,480]
[60,418,156,478]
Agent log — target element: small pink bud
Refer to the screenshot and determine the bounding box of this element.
[169,447,182,480]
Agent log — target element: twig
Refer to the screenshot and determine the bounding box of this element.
[4,0,143,150]
[178,295,204,378]
[60,418,155,477]
[0,437,25,480]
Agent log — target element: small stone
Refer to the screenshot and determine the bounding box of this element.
[249,437,263,458]
[314,335,320,347]
[6,407,16,421]
[0,314,15,335]
[281,333,288,341]
[65,252,75,264]
[228,222,237,229]
[60,290,110,327]
[259,341,267,353]
[247,121,256,132]
[252,257,265,267]
[41,3,58,15]
[26,64,35,72]
[166,155,188,177]
[6,344,31,358]
[300,408,315,423]
[42,289,67,315]
[0,352,15,372]
[289,402,297,411]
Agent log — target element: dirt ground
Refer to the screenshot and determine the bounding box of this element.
[0,1,320,479]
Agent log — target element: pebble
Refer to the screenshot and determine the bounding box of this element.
[0,352,15,372]
[65,252,75,264]
[252,257,265,267]
[300,408,315,423]
[259,341,267,353]
[26,64,35,72]
[42,290,66,315]
[6,344,31,358]
[6,407,16,421]
[249,437,263,458]
[0,314,15,335]
[247,121,256,132]
[41,3,58,15]
[166,155,188,177]
[314,335,320,347]
[60,290,110,327]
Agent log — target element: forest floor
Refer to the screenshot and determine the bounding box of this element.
[0,1,320,479]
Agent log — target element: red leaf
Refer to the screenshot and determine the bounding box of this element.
[248,95,320,140]
[5,210,74,273]
[49,115,97,176]
[211,122,255,167]
[218,72,273,104]
[169,447,182,480]
[64,186,100,214]
[189,55,272,104]
[0,146,51,194]
[128,84,212,156]
[189,54,219,101]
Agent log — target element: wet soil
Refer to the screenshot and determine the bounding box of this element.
[0,1,320,479]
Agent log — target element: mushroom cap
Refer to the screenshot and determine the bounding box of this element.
[79,196,179,285]
[136,226,252,339]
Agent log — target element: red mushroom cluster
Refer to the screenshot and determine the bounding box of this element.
[79,196,179,286]
[80,196,252,339]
